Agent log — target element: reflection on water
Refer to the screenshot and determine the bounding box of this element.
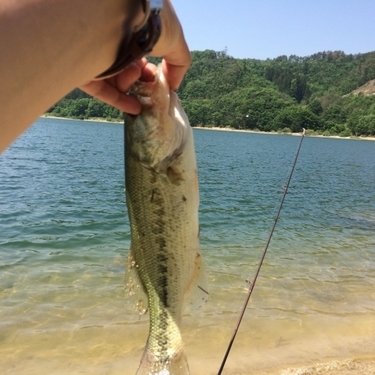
[0,119,375,374]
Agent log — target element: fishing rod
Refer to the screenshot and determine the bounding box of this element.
[217,128,306,375]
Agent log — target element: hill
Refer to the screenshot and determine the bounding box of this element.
[47,50,375,136]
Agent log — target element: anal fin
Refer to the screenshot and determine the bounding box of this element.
[186,249,209,311]
[124,246,149,316]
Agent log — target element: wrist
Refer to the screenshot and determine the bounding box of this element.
[96,0,163,79]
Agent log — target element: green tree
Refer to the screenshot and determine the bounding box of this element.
[350,114,375,136]
[322,104,348,129]
[69,98,90,119]
[290,74,309,103]
[273,107,321,132]
[86,99,105,118]
[308,98,323,115]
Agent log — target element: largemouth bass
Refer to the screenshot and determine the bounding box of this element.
[124,65,208,375]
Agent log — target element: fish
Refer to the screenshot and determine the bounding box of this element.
[124,65,209,375]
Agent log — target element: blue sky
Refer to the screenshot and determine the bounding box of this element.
[172,0,375,60]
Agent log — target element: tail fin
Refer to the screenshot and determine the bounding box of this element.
[136,349,190,375]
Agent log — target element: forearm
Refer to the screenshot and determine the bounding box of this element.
[0,0,140,152]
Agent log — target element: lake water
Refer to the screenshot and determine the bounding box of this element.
[1,117,375,375]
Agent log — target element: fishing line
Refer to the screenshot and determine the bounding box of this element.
[217,128,306,375]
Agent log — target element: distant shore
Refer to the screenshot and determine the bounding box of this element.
[194,126,375,141]
[41,115,375,141]
[41,115,122,124]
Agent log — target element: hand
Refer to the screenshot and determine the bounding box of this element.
[80,0,191,115]
[79,58,156,115]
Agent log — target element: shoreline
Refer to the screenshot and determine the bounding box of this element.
[41,114,122,124]
[41,115,375,141]
[194,125,375,141]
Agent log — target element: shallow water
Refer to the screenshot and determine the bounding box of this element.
[1,118,375,374]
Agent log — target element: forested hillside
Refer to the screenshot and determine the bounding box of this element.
[47,49,375,136]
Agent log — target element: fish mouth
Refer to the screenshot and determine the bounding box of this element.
[130,79,155,98]
[128,80,155,109]
[129,66,172,112]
